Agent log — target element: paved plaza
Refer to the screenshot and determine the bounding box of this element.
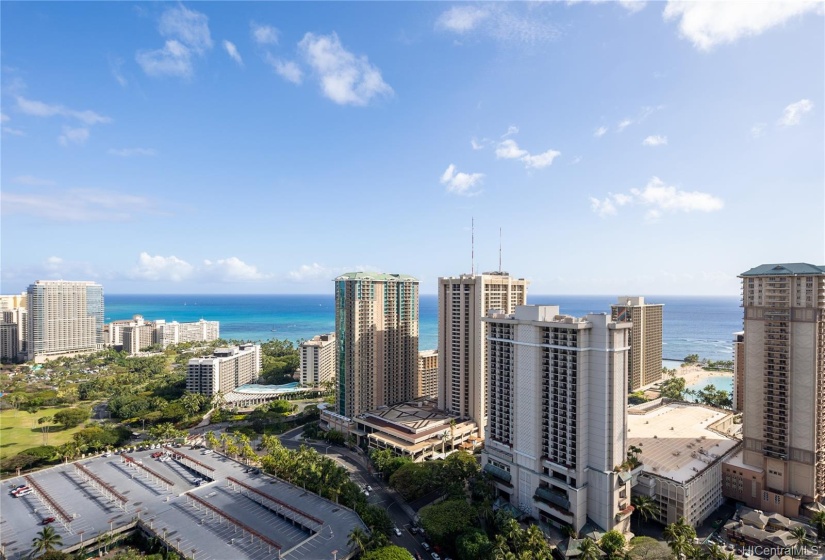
[1,447,365,560]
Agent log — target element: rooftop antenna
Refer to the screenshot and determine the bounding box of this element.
[499,227,502,273]
[471,217,475,275]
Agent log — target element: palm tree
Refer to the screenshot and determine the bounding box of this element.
[578,537,602,560]
[667,535,693,560]
[811,511,825,542]
[347,527,368,555]
[790,525,811,548]
[706,542,725,560]
[31,526,63,556]
[664,517,695,544]
[631,495,656,530]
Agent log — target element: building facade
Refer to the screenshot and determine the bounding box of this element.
[156,319,220,347]
[186,344,261,397]
[1,308,27,361]
[335,273,419,418]
[482,305,633,533]
[26,280,104,361]
[300,333,336,386]
[417,349,438,399]
[732,331,745,411]
[437,272,528,439]
[738,263,825,516]
[0,322,19,362]
[610,296,664,391]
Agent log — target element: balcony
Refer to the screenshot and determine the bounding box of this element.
[534,486,571,510]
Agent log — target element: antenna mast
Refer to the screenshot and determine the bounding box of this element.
[499,227,502,272]
[471,217,475,275]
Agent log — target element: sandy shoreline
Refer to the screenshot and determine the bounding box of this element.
[665,364,733,387]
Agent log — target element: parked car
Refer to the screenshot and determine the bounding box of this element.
[40,517,55,525]
[431,553,441,560]
[422,543,430,551]
[394,527,402,537]
[202,449,213,454]
[366,485,372,492]
[15,488,33,497]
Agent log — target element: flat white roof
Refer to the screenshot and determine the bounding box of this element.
[628,402,738,483]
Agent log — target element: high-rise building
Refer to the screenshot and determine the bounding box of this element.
[300,333,336,386]
[335,272,419,418]
[610,296,664,391]
[1,307,27,360]
[186,344,261,397]
[737,263,825,516]
[417,349,438,399]
[438,272,528,439]
[732,331,745,411]
[156,319,219,347]
[482,305,633,533]
[0,322,19,362]
[26,280,104,361]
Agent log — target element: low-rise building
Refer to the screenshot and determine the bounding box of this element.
[186,344,261,397]
[629,401,741,527]
[320,397,479,462]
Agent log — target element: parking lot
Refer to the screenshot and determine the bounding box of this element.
[1,446,365,560]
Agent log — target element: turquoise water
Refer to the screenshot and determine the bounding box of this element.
[104,294,742,361]
[687,374,734,395]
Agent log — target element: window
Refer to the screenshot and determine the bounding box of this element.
[763,491,769,502]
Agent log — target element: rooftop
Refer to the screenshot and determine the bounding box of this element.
[740,263,825,277]
[627,402,739,483]
[335,272,418,282]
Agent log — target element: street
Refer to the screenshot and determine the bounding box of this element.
[278,427,433,559]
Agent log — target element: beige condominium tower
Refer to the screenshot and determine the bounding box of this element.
[438,272,528,439]
[739,263,825,516]
[335,273,419,418]
[610,296,664,391]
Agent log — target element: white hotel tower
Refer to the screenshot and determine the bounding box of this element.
[482,305,633,533]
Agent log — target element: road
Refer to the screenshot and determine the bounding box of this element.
[278,427,434,560]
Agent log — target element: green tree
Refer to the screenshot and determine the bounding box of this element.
[361,545,414,560]
[811,510,825,541]
[660,377,687,401]
[31,526,64,556]
[790,526,811,548]
[456,529,493,560]
[53,407,91,429]
[348,527,369,555]
[631,495,657,530]
[684,354,700,364]
[578,537,602,560]
[419,499,477,548]
[599,530,626,559]
[628,536,672,560]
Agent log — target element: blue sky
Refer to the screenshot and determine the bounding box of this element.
[2,1,823,295]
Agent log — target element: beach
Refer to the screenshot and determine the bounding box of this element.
[673,364,733,387]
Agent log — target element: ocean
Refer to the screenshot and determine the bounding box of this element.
[104,294,742,362]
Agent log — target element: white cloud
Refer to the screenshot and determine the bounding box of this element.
[287,263,378,283]
[11,175,56,186]
[137,5,212,78]
[0,112,8,122]
[136,40,194,78]
[2,127,25,136]
[132,252,194,282]
[1,189,156,221]
[570,156,583,165]
[159,5,212,54]
[202,257,268,281]
[663,1,822,51]
[440,164,484,196]
[495,139,528,159]
[436,4,560,45]
[594,126,608,137]
[436,6,490,33]
[590,176,724,220]
[750,123,767,138]
[16,96,111,125]
[496,139,560,169]
[251,22,279,45]
[522,149,561,169]
[223,40,243,66]
[108,148,157,157]
[265,54,303,85]
[109,56,127,87]
[470,137,488,150]
[501,125,519,138]
[778,99,813,126]
[618,0,647,13]
[298,32,393,106]
[58,126,90,146]
[642,135,668,146]
[617,118,633,132]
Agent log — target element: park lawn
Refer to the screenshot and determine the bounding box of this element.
[0,408,86,459]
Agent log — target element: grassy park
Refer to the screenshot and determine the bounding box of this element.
[0,408,85,459]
